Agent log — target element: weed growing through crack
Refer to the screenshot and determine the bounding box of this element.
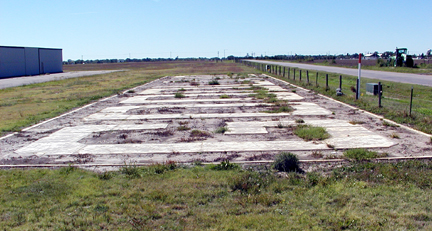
[177,126,191,131]
[174,92,186,98]
[190,130,212,137]
[219,94,230,99]
[295,119,305,123]
[215,127,229,134]
[208,80,220,85]
[178,88,186,91]
[391,132,400,138]
[349,120,365,125]
[294,125,330,141]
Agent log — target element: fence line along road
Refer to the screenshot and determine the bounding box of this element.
[248,60,432,87]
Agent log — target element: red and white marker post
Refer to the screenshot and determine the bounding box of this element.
[356,53,362,99]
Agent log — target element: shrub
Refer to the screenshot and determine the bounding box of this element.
[273,152,301,172]
[294,125,330,141]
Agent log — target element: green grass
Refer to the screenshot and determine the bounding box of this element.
[294,124,330,141]
[0,61,255,136]
[219,94,230,99]
[343,148,381,161]
[1,160,432,229]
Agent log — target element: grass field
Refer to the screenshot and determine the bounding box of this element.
[0,61,252,136]
[1,160,432,230]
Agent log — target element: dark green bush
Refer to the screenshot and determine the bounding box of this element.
[273,152,300,172]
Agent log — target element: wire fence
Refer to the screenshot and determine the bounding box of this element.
[239,60,432,134]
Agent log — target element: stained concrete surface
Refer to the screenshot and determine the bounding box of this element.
[1,74,430,166]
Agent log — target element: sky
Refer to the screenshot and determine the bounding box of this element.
[1,0,431,61]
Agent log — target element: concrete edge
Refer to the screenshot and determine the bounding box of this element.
[262,74,432,138]
[2,155,432,168]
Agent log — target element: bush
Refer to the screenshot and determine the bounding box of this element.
[273,152,301,172]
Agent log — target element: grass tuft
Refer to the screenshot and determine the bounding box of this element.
[294,125,330,141]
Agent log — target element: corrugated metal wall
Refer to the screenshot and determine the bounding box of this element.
[0,46,62,78]
[0,47,26,78]
[39,49,63,74]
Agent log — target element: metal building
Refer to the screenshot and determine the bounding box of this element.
[0,46,63,78]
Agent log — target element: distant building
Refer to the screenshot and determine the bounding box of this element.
[0,46,63,78]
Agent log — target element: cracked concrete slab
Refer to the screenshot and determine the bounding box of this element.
[3,74,422,166]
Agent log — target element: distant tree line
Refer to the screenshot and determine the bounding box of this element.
[64,50,432,65]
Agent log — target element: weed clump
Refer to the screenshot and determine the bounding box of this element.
[177,125,191,131]
[273,152,301,172]
[219,94,230,99]
[231,170,274,194]
[208,80,220,85]
[211,160,239,170]
[214,127,229,134]
[174,92,186,98]
[343,148,384,161]
[190,130,211,137]
[294,125,330,141]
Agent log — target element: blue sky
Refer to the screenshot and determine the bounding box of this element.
[1,0,431,60]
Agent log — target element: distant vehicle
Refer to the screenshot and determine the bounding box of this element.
[389,48,414,67]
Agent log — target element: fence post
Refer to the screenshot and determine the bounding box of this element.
[288,68,290,79]
[339,75,342,89]
[409,86,413,116]
[316,72,318,86]
[356,79,359,100]
[325,74,329,89]
[294,69,296,80]
[378,82,382,108]
[299,70,302,81]
[283,67,285,77]
[307,70,309,84]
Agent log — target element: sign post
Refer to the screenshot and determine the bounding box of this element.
[356,53,362,99]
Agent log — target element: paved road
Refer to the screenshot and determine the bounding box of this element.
[249,60,432,87]
[0,70,123,89]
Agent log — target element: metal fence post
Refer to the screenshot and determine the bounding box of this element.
[378,82,382,108]
[325,74,329,89]
[409,86,413,116]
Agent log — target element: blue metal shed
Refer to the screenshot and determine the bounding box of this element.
[0,46,63,78]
